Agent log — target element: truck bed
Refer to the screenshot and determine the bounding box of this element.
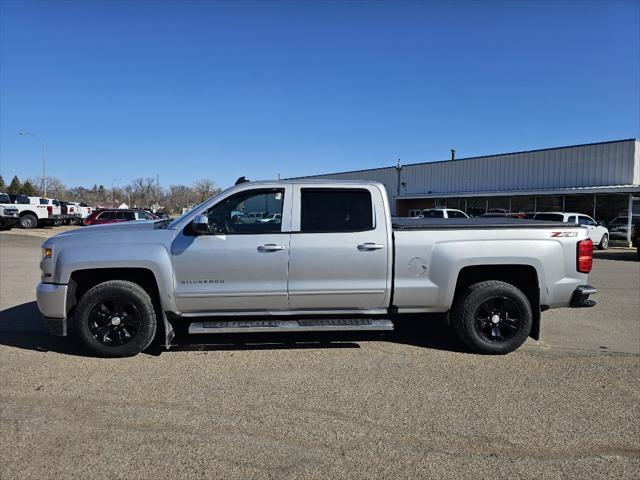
[392,217,572,230]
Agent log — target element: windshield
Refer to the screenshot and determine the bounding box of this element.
[0,193,10,203]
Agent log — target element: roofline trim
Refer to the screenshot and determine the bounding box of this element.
[289,138,639,178]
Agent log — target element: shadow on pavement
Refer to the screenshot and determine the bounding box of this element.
[0,302,468,356]
[0,302,84,356]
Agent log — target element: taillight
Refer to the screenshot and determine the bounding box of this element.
[577,238,593,274]
[47,206,53,215]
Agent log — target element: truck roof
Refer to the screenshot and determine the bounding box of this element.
[236,179,384,187]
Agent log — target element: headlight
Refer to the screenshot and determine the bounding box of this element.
[42,247,53,259]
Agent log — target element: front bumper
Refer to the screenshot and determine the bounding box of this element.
[0,216,19,227]
[570,285,597,308]
[36,283,68,336]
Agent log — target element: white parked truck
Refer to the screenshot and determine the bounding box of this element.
[0,194,61,228]
[37,180,597,357]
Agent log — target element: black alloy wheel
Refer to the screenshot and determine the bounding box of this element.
[88,297,141,346]
[473,296,523,343]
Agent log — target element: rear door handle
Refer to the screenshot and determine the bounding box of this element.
[257,244,286,252]
[357,243,384,251]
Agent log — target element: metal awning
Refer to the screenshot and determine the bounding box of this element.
[394,185,640,200]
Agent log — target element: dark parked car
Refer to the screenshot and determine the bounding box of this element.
[83,209,157,226]
[607,215,640,241]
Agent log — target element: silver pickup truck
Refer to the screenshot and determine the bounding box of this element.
[37,180,596,357]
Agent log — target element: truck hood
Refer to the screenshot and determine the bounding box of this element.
[51,220,170,239]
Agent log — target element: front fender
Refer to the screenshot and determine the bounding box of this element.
[53,242,177,312]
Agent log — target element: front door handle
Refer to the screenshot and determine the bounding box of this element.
[357,243,384,251]
[257,244,286,252]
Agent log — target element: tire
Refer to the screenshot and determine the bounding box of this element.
[598,234,608,250]
[450,280,533,355]
[73,280,157,357]
[19,213,38,229]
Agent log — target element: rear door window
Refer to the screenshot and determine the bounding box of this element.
[448,211,467,218]
[300,189,373,233]
[115,211,136,220]
[578,216,596,226]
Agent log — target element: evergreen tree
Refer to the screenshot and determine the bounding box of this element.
[21,180,37,196]
[7,175,22,195]
[0,175,5,190]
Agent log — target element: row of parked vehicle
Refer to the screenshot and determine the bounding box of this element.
[0,192,170,230]
[0,193,93,230]
[407,208,640,250]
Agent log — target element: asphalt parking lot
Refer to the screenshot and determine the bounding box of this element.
[0,229,638,479]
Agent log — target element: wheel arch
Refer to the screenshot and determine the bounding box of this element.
[68,267,162,318]
[453,264,541,340]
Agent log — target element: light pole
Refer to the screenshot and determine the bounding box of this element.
[112,178,123,208]
[19,131,47,196]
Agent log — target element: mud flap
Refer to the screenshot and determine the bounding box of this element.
[160,310,175,349]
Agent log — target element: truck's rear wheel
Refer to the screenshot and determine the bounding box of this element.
[20,213,38,229]
[73,280,157,357]
[451,280,532,354]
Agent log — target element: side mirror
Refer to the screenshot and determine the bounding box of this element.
[191,214,209,234]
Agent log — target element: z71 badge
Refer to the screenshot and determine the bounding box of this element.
[550,231,578,237]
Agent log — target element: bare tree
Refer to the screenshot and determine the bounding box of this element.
[29,176,68,199]
[193,178,220,202]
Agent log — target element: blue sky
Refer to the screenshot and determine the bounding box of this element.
[1,0,638,189]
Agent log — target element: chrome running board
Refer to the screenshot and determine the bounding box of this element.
[188,318,394,334]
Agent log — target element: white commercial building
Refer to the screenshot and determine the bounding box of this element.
[295,139,640,243]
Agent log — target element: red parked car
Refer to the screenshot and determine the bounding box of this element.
[83,209,157,226]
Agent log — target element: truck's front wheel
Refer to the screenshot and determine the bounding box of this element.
[450,280,532,354]
[73,280,157,357]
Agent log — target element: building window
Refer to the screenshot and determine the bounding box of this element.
[510,196,535,213]
[595,194,633,224]
[536,196,563,212]
[487,197,510,213]
[446,198,466,211]
[564,195,595,217]
[466,198,486,217]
